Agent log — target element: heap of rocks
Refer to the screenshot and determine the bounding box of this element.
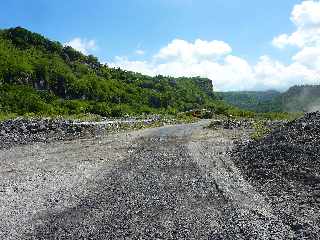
[208,119,253,130]
[233,112,320,238]
[0,118,103,149]
[0,116,182,149]
[208,118,286,130]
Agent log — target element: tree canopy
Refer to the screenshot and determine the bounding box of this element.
[0,27,253,118]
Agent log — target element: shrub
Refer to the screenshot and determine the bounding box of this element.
[110,104,134,117]
[251,120,271,140]
[0,84,50,114]
[59,100,89,115]
[89,102,111,117]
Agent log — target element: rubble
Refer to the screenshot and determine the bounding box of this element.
[207,118,286,130]
[0,118,100,149]
[232,111,320,238]
[207,119,253,129]
[0,116,171,149]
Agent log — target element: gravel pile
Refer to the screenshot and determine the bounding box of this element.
[208,119,253,129]
[0,117,165,149]
[208,118,286,130]
[233,112,320,239]
[0,118,104,149]
[0,116,187,149]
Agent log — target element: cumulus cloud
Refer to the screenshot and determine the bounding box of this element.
[110,39,320,91]
[110,1,320,91]
[155,39,231,63]
[112,56,155,76]
[253,56,319,89]
[135,49,145,55]
[64,38,97,55]
[269,0,320,90]
[272,0,320,48]
[292,47,320,69]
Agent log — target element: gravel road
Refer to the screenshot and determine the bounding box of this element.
[0,121,297,239]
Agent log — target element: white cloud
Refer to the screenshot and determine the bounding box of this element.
[155,39,232,63]
[135,49,145,55]
[272,34,295,49]
[253,56,319,90]
[110,37,320,91]
[292,46,320,69]
[64,38,97,55]
[268,0,320,90]
[291,0,320,27]
[110,1,320,91]
[273,0,320,48]
[111,56,155,76]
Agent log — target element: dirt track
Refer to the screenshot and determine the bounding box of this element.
[0,121,298,239]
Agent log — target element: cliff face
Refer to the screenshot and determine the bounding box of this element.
[193,77,214,96]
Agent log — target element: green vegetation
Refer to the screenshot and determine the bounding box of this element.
[217,90,281,112]
[250,120,271,140]
[0,112,18,121]
[0,27,255,119]
[256,112,303,121]
[219,85,320,114]
[273,85,320,112]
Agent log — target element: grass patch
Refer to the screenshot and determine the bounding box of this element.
[0,112,18,121]
[0,112,103,122]
[256,112,303,121]
[250,120,271,140]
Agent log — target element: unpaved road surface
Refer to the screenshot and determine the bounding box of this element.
[0,121,296,239]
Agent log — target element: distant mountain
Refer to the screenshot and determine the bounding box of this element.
[219,85,320,113]
[217,90,281,112]
[274,85,320,112]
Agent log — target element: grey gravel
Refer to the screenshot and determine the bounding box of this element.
[0,118,105,149]
[208,118,287,131]
[0,117,163,150]
[233,112,320,239]
[0,119,315,239]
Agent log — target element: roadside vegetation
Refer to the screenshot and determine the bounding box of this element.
[250,120,271,140]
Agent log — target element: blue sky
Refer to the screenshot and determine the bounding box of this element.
[1,0,320,91]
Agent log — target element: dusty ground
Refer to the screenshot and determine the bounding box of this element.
[0,120,300,239]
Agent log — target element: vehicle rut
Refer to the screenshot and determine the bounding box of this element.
[0,121,294,239]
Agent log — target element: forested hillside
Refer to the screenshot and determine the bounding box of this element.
[217,91,281,112]
[273,85,320,112]
[219,85,320,113]
[0,27,251,118]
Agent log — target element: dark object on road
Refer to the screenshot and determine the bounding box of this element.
[233,111,320,239]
